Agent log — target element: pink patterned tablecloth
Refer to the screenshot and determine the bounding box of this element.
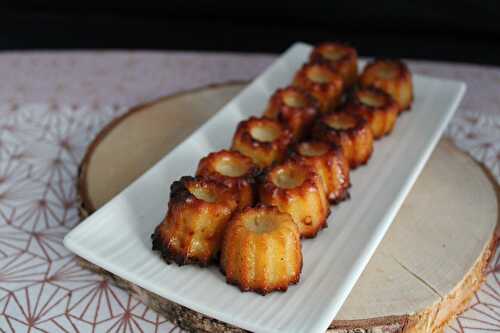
[0,51,498,333]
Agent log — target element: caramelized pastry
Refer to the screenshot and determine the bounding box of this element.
[293,62,344,112]
[196,150,258,209]
[259,161,330,238]
[264,86,318,140]
[309,42,358,88]
[152,176,238,266]
[345,87,399,139]
[313,112,373,168]
[290,141,350,203]
[360,59,413,111]
[220,205,302,295]
[231,116,293,168]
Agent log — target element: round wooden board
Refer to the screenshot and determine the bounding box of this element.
[78,82,499,333]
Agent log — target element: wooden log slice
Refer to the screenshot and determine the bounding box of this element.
[77,82,499,333]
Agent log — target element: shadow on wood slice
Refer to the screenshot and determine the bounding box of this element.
[77,82,499,333]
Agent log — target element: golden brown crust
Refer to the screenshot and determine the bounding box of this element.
[360,59,413,111]
[263,86,318,141]
[152,176,238,266]
[196,150,259,209]
[293,62,344,113]
[309,42,358,88]
[259,161,330,238]
[345,87,399,139]
[313,112,374,169]
[231,116,293,168]
[220,205,302,295]
[289,141,350,204]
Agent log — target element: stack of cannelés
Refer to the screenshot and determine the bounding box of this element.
[152,42,414,295]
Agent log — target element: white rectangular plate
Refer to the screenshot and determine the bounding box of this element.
[64,43,466,333]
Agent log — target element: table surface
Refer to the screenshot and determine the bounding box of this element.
[0,51,498,333]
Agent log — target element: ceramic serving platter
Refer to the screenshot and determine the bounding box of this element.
[64,42,466,333]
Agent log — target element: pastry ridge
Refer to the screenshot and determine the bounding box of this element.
[313,111,374,168]
[345,87,399,139]
[152,176,238,266]
[220,205,303,295]
[259,161,330,238]
[309,42,358,88]
[360,59,413,111]
[231,116,293,168]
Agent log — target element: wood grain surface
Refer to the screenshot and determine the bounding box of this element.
[77,82,499,332]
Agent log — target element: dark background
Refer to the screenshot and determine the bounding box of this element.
[2,3,500,66]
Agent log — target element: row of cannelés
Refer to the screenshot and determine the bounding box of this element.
[152,42,413,295]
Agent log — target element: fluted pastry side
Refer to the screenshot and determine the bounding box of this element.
[264,86,318,141]
[220,205,302,295]
[309,42,358,88]
[293,62,344,113]
[259,161,330,238]
[231,116,293,168]
[313,112,374,168]
[344,87,399,139]
[196,150,258,209]
[289,141,350,204]
[152,176,238,266]
[360,59,413,111]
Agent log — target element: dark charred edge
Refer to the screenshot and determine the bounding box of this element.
[349,147,374,170]
[78,81,249,216]
[337,85,357,110]
[403,94,414,111]
[151,225,213,267]
[343,85,361,104]
[243,171,266,208]
[169,176,195,204]
[254,166,270,188]
[329,188,351,205]
[171,175,236,206]
[245,164,262,184]
[383,126,397,137]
